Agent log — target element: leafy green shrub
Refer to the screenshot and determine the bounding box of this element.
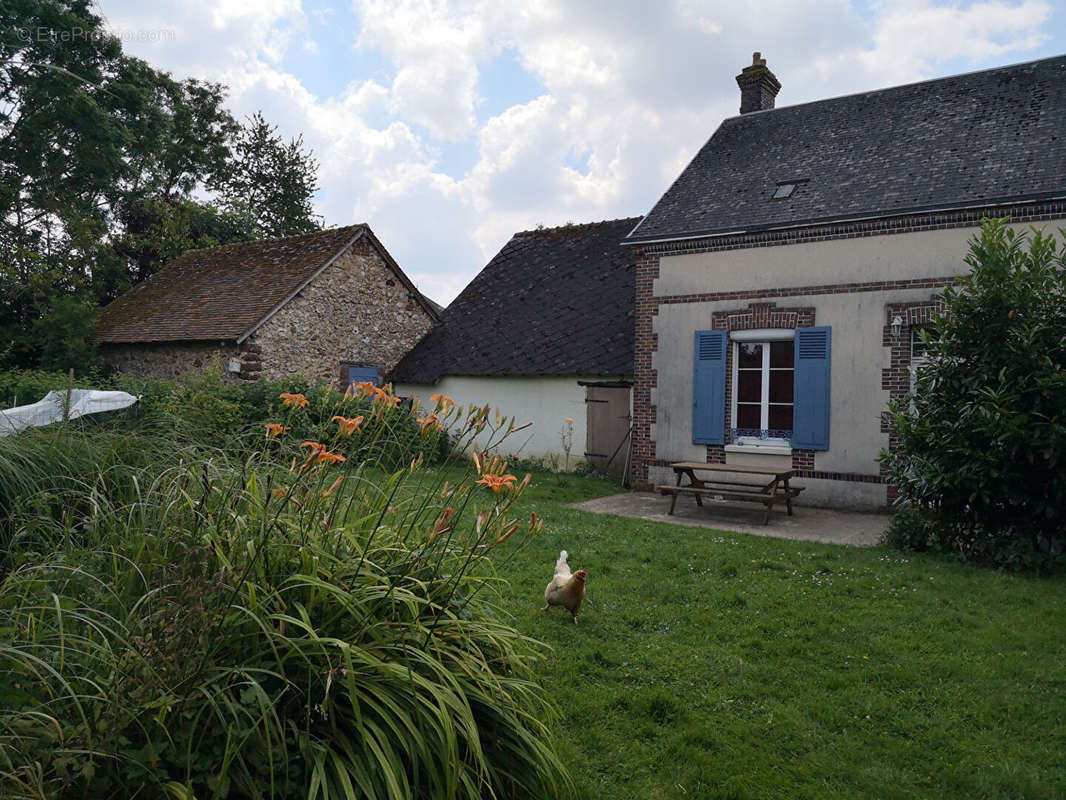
[0,392,567,798]
[0,368,92,408]
[0,366,451,466]
[882,220,1066,566]
[881,504,953,553]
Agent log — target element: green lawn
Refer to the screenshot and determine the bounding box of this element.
[486,471,1066,799]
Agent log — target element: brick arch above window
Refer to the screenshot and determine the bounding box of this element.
[711,301,816,331]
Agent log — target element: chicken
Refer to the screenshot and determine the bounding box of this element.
[542,550,586,623]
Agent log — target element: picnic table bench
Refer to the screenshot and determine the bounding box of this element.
[656,461,803,525]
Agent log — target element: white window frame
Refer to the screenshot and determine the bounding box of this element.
[729,330,794,451]
[909,327,934,406]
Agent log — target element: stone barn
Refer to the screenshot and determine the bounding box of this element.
[93,224,439,388]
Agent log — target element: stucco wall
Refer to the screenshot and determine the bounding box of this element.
[100,341,241,381]
[395,375,625,467]
[654,220,1055,296]
[649,218,1066,509]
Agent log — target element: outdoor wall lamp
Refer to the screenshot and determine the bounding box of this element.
[891,315,904,341]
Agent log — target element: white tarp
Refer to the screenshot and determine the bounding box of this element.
[0,390,139,437]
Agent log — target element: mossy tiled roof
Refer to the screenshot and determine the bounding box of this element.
[93,225,436,343]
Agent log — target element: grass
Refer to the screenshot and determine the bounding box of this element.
[480,469,1066,799]
[3,412,1063,798]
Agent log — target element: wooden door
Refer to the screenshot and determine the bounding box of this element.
[584,386,631,476]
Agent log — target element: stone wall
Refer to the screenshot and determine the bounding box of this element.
[244,238,435,386]
[100,341,242,381]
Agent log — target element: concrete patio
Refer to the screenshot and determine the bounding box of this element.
[567,491,888,547]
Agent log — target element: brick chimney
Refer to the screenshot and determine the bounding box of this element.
[736,52,781,114]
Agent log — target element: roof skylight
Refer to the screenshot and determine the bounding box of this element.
[772,183,795,199]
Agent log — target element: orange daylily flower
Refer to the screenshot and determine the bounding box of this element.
[271,488,287,499]
[300,440,326,459]
[416,412,441,437]
[352,381,376,397]
[476,473,518,495]
[371,384,401,406]
[280,392,309,408]
[430,393,456,409]
[264,423,290,438]
[565,417,574,425]
[331,415,364,436]
[300,440,347,467]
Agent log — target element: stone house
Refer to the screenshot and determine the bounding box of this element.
[625,54,1066,509]
[391,218,639,473]
[93,224,439,387]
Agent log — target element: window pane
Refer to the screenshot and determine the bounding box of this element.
[768,404,793,431]
[737,342,762,369]
[770,340,794,368]
[769,369,794,403]
[736,403,761,429]
[911,327,938,359]
[737,370,762,402]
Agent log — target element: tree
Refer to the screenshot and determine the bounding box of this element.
[882,219,1066,564]
[31,291,100,371]
[0,1,322,370]
[221,111,321,239]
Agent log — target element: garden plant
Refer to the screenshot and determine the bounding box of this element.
[0,384,569,799]
[882,219,1066,566]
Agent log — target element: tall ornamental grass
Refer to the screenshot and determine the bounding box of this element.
[0,385,568,799]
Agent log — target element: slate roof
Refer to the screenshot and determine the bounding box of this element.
[390,217,640,384]
[627,55,1066,243]
[93,225,437,343]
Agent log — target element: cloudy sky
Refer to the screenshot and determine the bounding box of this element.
[96,0,1065,305]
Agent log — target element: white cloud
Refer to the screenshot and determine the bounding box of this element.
[96,0,1054,304]
[860,0,1050,80]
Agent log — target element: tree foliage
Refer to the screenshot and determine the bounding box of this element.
[0,0,322,371]
[883,219,1066,564]
[221,111,322,239]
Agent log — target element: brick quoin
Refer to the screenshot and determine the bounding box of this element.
[629,199,1063,492]
[879,297,946,503]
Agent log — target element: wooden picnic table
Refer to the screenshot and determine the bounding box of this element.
[656,461,802,525]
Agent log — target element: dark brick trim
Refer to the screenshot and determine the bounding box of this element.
[879,297,946,502]
[793,470,886,484]
[659,276,958,306]
[706,445,726,464]
[634,199,1066,256]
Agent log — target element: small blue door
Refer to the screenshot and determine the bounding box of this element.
[347,365,380,389]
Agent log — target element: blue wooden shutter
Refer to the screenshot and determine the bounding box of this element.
[692,330,726,445]
[792,327,831,450]
[347,365,380,388]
